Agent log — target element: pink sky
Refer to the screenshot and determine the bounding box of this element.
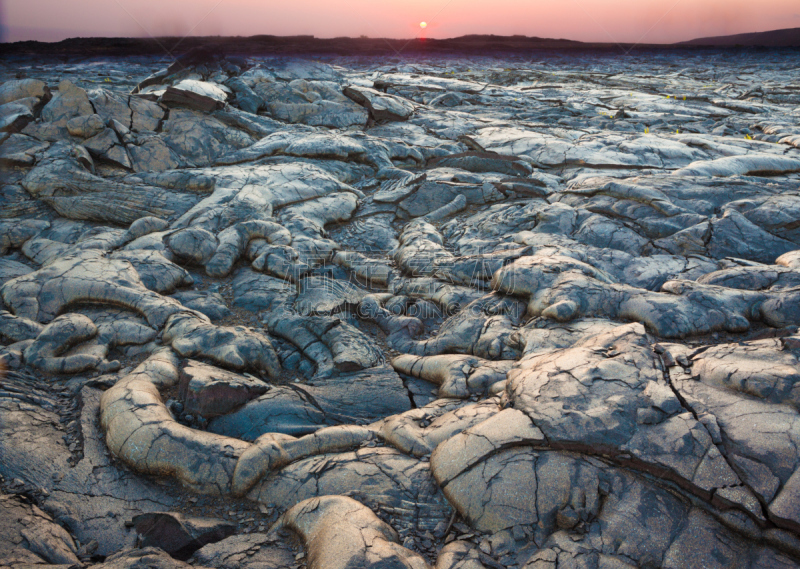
[2,0,799,44]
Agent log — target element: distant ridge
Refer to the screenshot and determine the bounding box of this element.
[1,28,799,57]
[0,34,616,57]
[679,27,800,47]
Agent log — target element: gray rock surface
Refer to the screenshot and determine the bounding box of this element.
[2,51,800,569]
[0,493,80,566]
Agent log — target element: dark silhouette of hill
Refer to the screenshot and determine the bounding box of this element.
[679,27,800,47]
[0,29,798,58]
[0,34,604,58]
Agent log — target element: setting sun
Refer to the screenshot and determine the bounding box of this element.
[419,21,427,29]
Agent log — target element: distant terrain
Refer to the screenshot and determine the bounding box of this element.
[680,26,800,47]
[0,27,798,58]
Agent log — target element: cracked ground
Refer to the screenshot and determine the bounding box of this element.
[1,47,800,568]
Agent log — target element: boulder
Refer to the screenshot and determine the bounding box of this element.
[132,512,235,560]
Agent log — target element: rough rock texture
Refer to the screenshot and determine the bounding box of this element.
[179,359,269,417]
[24,313,113,374]
[208,365,410,439]
[2,51,800,569]
[0,493,80,567]
[100,350,252,495]
[344,85,416,121]
[132,512,235,560]
[90,548,196,569]
[41,80,93,126]
[275,495,431,568]
[189,533,295,568]
[0,380,179,557]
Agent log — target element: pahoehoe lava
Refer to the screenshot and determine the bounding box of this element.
[1,43,800,569]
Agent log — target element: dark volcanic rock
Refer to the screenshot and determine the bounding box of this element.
[2,48,800,569]
[179,359,269,417]
[132,512,236,560]
[208,365,411,439]
[427,151,533,176]
[160,85,225,113]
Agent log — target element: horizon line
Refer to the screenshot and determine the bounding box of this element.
[3,25,800,48]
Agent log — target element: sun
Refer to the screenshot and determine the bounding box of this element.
[419,21,427,29]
